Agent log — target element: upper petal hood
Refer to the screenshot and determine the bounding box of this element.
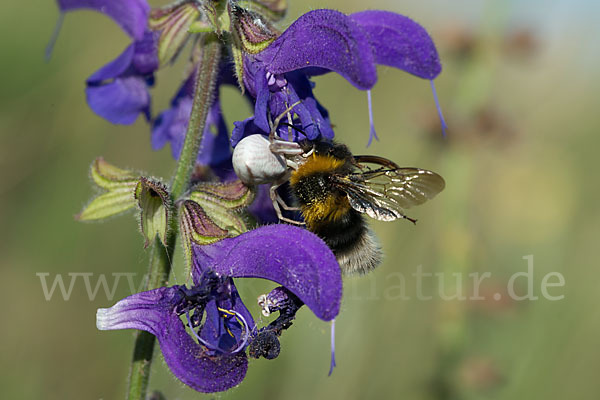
[57,0,150,40]
[258,9,377,90]
[350,10,441,79]
[192,224,342,321]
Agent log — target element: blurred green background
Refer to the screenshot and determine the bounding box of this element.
[2,0,599,399]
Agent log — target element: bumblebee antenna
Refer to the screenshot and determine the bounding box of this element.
[279,122,307,137]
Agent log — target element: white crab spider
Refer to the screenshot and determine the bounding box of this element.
[232,102,312,224]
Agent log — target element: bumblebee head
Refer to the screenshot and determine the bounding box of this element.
[299,140,353,161]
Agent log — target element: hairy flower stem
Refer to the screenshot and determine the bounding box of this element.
[171,37,222,198]
[126,36,222,400]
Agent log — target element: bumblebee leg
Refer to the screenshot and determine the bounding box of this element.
[269,184,305,225]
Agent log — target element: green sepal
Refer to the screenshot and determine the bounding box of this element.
[150,2,201,65]
[179,199,229,273]
[134,177,171,248]
[181,200,229,244]
[197,1,222,35]
[90,157,138,190]
[188,20,213,33]
[189,179,254,236]
[190,179,255,209]
[76,189,136,221]
[179,180,255,271]
[76,158,138,221]
[230,39,246,93]
[237,0,287,22]
[228,2,279,54]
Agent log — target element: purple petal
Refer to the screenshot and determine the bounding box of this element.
[285,72,334,140]
[86,31,158,84]
[350,10,441,80]
[200,298,252,354]
[192,225,342,321]
[96,287,248,392]
[299,96,332,140]
[87,44,135,83]
[131,30,160,74]
[152,82,232,166]
[57,0,150,40]
[231,117,262,147]
[86,76,150,124]
[151,96,189,155]
[259,9,377,90]
[190,277,255,352]
[197,100,232,166]
[247,184,279,223]
[84,31,157,125]
[253,67,271,133]
[268,89,316,140]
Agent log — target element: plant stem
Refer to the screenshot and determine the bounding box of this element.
[126,36,222,400]
[171,36,222,199]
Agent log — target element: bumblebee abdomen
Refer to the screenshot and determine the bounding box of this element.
[312,209,382,275]
[289,152,382,274]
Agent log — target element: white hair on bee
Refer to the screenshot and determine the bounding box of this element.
[335,226,382,275]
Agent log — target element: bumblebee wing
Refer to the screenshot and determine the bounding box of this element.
[332,163,445,221]
[337,179,402,221]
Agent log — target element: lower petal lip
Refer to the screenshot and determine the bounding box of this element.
[95,286,250,392]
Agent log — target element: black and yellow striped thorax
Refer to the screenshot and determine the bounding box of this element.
[289,154,352,229]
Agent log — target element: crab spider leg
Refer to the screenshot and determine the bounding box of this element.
[269,139,304,158]
[269,184,305,225]
[269,101,302,141]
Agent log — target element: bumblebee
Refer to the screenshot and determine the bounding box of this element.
[232,106,445,275]
[287,141,444,275]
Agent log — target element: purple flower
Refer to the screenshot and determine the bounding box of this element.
[55,0,159,124]
[86,30,159,124]
[233,9,442,146]
[57,0,150,39]
[151,64,239,175]
[96,224,342,392]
